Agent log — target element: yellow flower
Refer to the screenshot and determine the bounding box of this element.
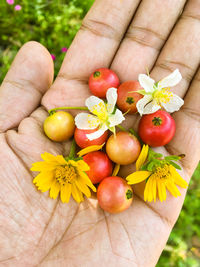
[126,164,188,202]
[31,152,96,203]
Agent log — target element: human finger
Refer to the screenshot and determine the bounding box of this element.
[42,0,141,109]
[166,67,200,176]
[111,0,186,81]
[0,41,54,133]
[150,0,200,97]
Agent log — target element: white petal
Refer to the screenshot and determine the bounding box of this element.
[86,124,108,141]
[136,95,153,116]
[142,101,161,115]
[138,74,155,93]
[108,109,125,127]
[161,93,184,113]
[158,69,182,89]
[106,87,118,113]
[85,95,107,115]
[75,113,100,130]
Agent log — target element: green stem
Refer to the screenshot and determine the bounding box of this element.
[116,125,127,132]
[129,128,138,138]
[48,106,88,115]
[68,139,76,158]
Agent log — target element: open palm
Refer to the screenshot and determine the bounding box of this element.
[0,0,200,266]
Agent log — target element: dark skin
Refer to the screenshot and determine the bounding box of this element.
[0,0,200,266]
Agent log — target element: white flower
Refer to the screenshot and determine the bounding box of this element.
[75,88,125,140]
[136,69,184,116]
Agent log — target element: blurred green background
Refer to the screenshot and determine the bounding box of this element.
[0,1,200,266]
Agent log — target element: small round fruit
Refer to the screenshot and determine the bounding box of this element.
[44,111,75,142]
[138,110,176,147]
[74,127,108,148]
[106,131,141,165]
[117,80,143,114]
[89,68,120,98]
[83,151,113,184]
[97,176,133,213]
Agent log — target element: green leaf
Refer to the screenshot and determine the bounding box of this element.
[147,161,155,171]
[148,149,163,161]
[165,155,180,161]
[169,161,182,170]
[141,164,148,171]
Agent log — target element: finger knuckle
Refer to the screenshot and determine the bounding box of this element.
[81,18,121,41]
[125,25,165,51]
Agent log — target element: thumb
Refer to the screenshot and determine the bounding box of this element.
[0,41,54,133]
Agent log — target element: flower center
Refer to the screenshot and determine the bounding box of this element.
[92,102,108,122]
[154,164,171,180]
[154,88,173,104]
[55,165,77,186]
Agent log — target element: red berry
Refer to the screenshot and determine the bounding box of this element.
[83,151,113,184]
[97,176,133,213]
[117,81,143,114]
[74,127,108,148]
[138,110,176,147]
[89,68,120,98]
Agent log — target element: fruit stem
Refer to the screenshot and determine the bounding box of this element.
[126,189,133,200]
[68,139,77,158]
[48,106,88,115]
[93,71,101,78]
[152,117,162,126]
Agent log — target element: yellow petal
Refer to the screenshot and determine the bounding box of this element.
[136,144,149,171]
[170,166,188,188]
[80,172,96,192]
[49,180,60,199]
[37,183,52,192]
[76,160,90,172]
[157,179,167,202]
[41,153,67,166]
[166,180,181,197]
[31,162,56,172]
[67,159,89,172]
[71,184,84,203]
[75,179,91,198]
[77,143,105,157]
[60,183,72,203]
[112,164,120,176]
[152,178,157,202]
[41,152,58,163]
[126,171,151,185]
[33,172,54,186]
[144,178,153,202]
[54,155,68,165]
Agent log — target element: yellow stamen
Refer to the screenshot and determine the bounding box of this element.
[154,88,173,104]
[152,164,171,180]
[87,115,100,128]
[92,102,108,122]
[55,165,77,186]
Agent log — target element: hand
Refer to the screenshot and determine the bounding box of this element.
[0,0,199,266]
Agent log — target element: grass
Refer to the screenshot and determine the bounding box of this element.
[0,1,200,266]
